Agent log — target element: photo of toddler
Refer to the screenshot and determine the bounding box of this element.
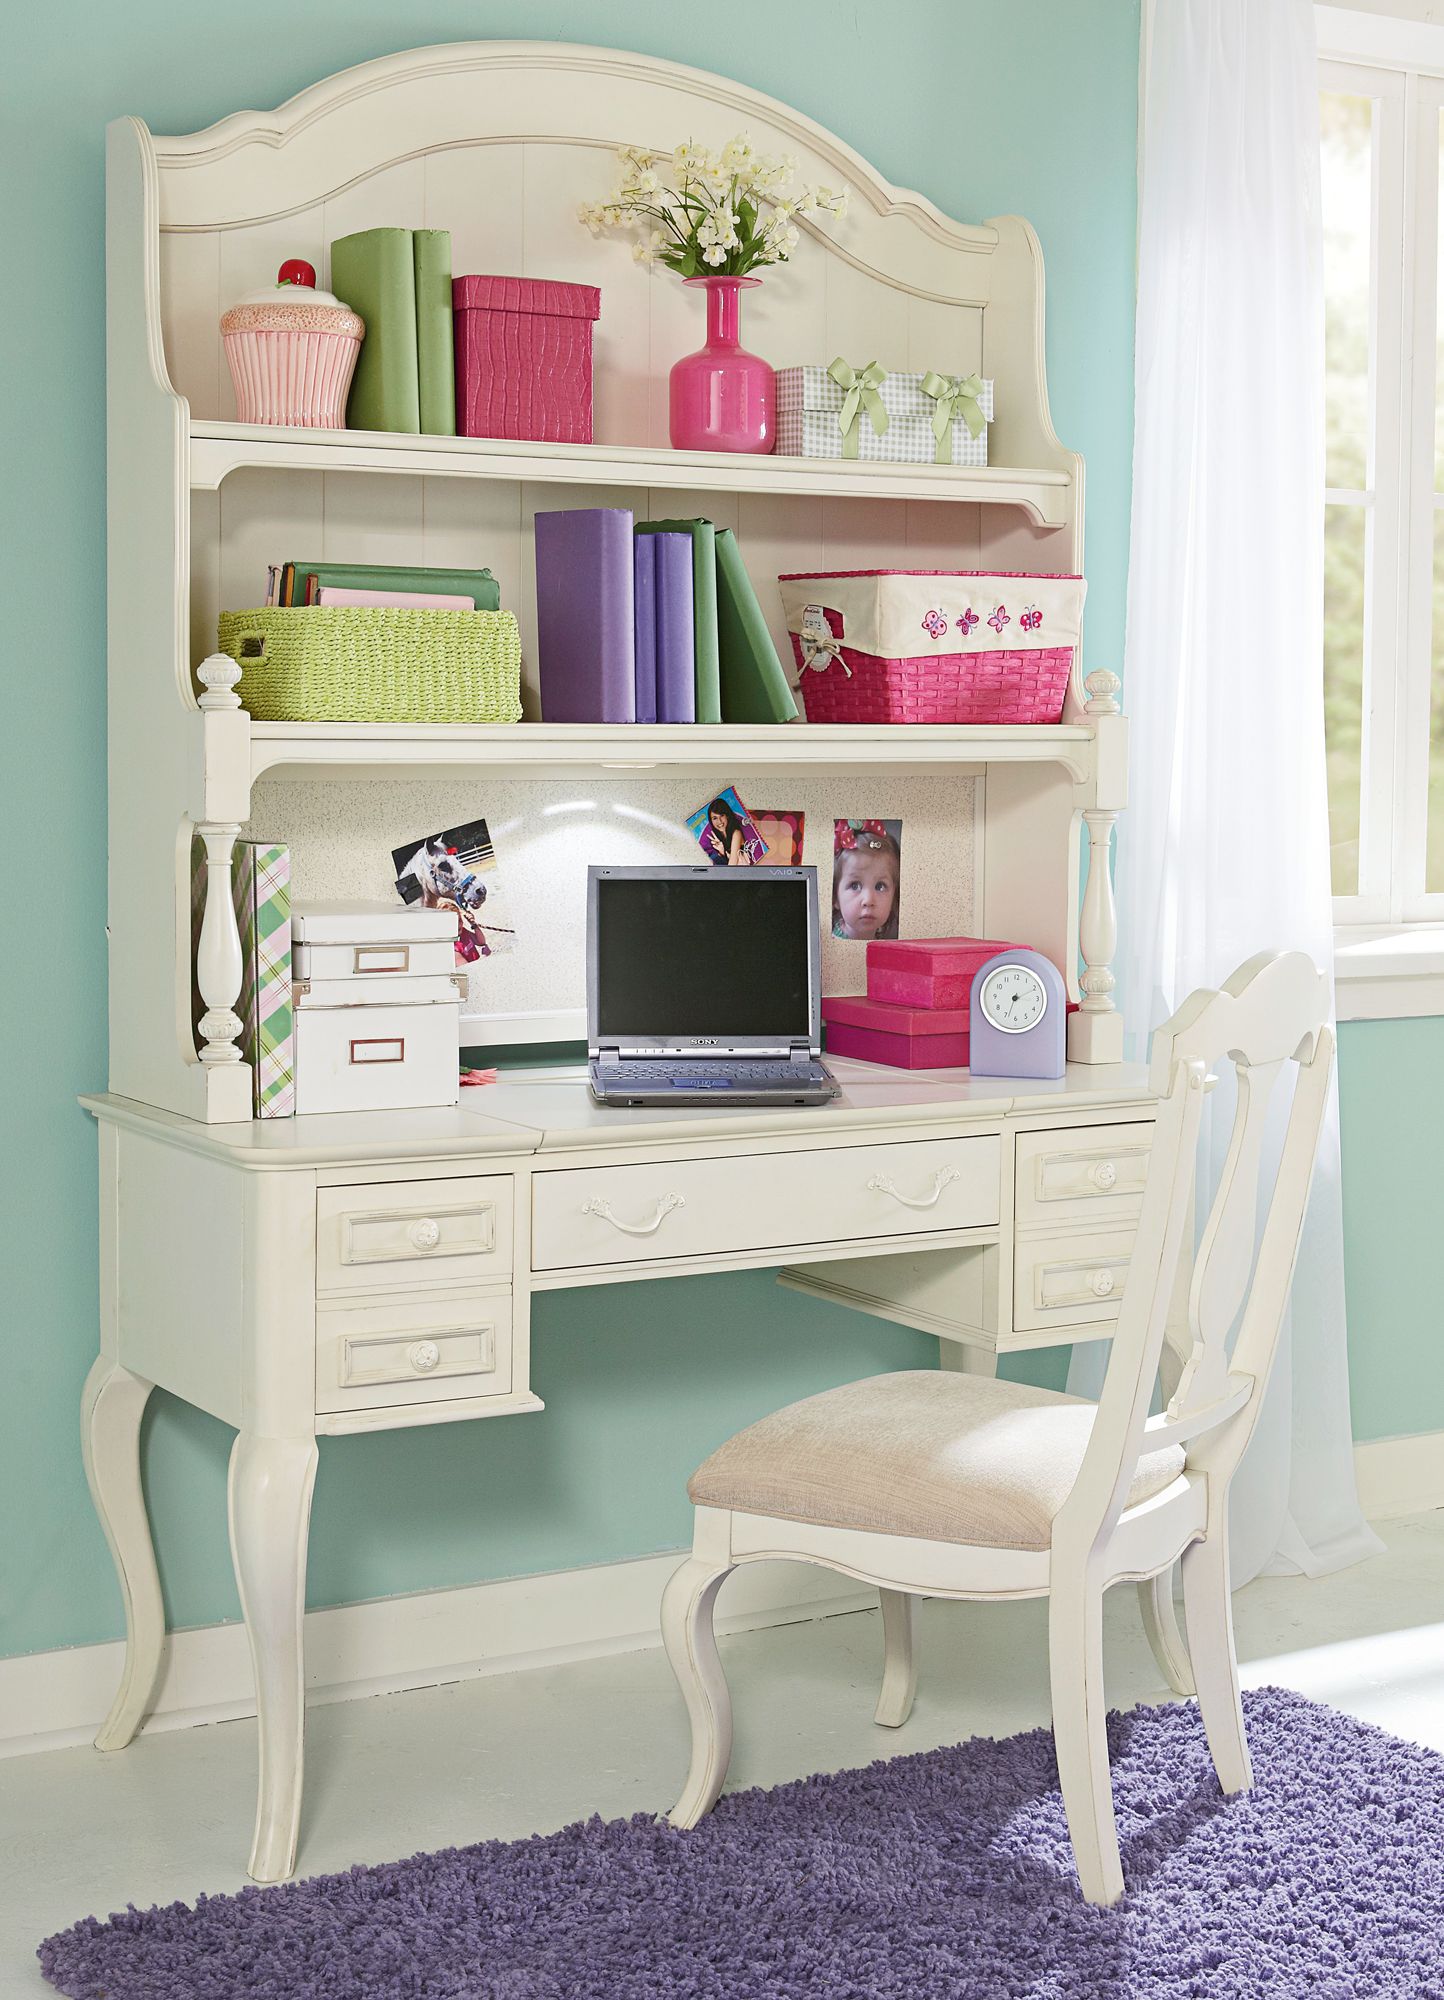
[832,819,902,940]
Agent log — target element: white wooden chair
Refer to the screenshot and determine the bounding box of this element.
[661,951,1334,1906]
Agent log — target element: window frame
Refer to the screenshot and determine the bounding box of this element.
[1317,5,1444,1016]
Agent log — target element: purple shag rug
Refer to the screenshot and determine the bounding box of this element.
[38,1687,1444,1999]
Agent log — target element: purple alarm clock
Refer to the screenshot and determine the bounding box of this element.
[968,948,1068,1079]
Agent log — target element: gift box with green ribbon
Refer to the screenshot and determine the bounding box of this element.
[776,361,993,464]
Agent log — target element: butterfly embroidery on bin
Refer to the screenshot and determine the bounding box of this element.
[987,604,1011,634]
[955,608,980,638]
[921,609,949,639]
[1020,606,1043,632]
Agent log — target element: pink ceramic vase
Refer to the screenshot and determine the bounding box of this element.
[668,275,775,454]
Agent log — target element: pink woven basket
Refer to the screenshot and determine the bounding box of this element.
[779,570,1085,727]
[453,275,600,443]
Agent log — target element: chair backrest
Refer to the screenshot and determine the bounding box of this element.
[1052,951,1333,1559]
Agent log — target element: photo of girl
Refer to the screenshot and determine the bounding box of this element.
[832,819,902,940]
[685,786,770,867]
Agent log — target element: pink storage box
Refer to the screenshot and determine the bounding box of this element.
[778,570,1087,726]
[821,993,971,1071]
[867,935,1019,1011]
[453,275,601,443]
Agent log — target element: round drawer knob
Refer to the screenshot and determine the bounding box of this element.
[1089,1161,1118,1192]
[1089,1269,1116,1298]
[408,1218,441,1252]
[408,1340,442,1373]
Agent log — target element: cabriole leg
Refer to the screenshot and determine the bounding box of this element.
[81,1357,165,1750]
[874,1588,917,1728]
[227,1430,319,1883]
[662,1552,736,1829]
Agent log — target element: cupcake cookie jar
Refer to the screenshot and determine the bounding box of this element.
[220,259,364,428]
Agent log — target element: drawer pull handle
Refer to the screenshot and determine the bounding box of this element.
[581,1192,686,1236]
[1089,1268,1117,1298]
[866,1166,960,1210]
[408,1218,442,1252]
[408,1340,442,1373]
[1089,1160,1119,1191]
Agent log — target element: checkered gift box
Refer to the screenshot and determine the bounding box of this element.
[775,366,992,466]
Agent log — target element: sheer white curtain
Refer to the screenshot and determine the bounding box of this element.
[1070,0,1380,1580]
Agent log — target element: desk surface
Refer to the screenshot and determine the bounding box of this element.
[81,1058,1156,1170]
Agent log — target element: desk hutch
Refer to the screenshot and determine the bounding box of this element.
[84,42,1152,1883]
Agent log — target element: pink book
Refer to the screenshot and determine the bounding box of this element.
[315,586,475,610]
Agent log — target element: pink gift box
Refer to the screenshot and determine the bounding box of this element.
[453,275,601,443]
[821,993,971,1071]
[866,935,1019,1010]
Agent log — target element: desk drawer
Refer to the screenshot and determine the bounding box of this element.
[1013,1226,1136,1333]
[315,1289,512,1414]
[1014,1123,1154,1224]
[317,1176,513,1295]
[532,1136,1000,1272]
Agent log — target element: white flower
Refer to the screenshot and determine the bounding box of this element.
[702,242,728,265]
[722,133,756,170]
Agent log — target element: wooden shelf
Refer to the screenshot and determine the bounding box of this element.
[188,420,1074,526]
[245,718,1099,785]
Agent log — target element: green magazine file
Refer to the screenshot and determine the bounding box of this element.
[412,229,456,436]
[636,519,721,723]
[330,228,421,433]
[713,527,799,724]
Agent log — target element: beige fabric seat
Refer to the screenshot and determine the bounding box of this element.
[688,1370,1187,1553]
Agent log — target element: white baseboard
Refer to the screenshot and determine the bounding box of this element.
[0,1552,870,1760]
[1354,1430,1444,1521]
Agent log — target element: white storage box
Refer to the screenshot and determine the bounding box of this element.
[292,902,462,1115]
[775,366,992,466]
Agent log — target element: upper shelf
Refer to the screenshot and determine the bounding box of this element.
[244,718,1102,785]
[187,420,1074,525]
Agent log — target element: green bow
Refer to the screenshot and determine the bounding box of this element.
[920,371,987,461]
[827,357,889,459]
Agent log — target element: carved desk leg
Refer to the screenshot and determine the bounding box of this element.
[228,1431,319,1883]
[81,1356,166,1749]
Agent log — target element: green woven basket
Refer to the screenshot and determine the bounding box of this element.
[217,607,523,724]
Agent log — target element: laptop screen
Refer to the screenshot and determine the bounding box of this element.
[594,872,813,1041]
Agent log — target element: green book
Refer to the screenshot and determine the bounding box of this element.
[412,229,456,436]
[283,561,501,610]
[713,528,798,724]
[637,519,721,723]
[329,228,420,434]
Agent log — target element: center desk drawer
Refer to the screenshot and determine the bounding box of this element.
[532,1136,1000,1272]
[317,1176,513,1296]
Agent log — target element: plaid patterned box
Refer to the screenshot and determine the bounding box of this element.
[776,407,989,466]
[190,836,295,1118]
[775,369,992,465]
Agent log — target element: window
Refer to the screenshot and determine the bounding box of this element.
[1320,44,1444,932]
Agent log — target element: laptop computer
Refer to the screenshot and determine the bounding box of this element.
[587,865,840,1107]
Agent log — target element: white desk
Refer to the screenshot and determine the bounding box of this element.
[80,1057,1157,1881]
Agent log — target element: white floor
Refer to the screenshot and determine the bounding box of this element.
[5,1510,1441,1993]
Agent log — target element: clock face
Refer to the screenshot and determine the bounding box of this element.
[979,963,1049,1035]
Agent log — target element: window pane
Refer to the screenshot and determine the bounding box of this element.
[1430,511,1444,890]
[1325,503,1366,895]
[1322,92,1374,491]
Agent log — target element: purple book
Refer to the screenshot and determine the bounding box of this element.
[633,531,658,725]
[534,508,636,723]
[653,530,696,725]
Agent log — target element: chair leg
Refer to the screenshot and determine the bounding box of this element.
[1181,1529,1252,1795]
[661,1553,736,1829]
[874,1588,917,1727]
[1048,1579,1124,1906]
[1138,1565,1195,1695]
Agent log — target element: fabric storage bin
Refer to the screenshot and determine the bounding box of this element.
[292,902,462,1115]
[867,936,1019,1011]
[216,607,522,723]
[821,993,971,1070]
[778,569,1086,726]
[775,367,992,466]
[453,275,601,442]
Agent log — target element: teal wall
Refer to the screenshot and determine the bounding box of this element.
[3,0,1413,1667]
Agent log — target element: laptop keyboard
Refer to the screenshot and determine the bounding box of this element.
[595,1060,832,1089]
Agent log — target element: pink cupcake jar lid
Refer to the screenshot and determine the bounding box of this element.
[220,261,364,338]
